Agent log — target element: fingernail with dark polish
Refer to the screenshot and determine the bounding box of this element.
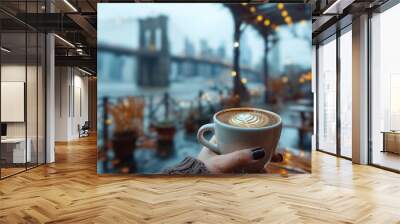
[251,147,265,160]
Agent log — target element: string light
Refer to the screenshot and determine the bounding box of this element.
[256,15,263,22]
[281,10,288,17]
[277,3,284,10]
[250,6,256,13]
[285,16,292,24]
[264,19,270,26]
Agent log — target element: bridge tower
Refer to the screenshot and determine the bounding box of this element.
[137,15,171,87]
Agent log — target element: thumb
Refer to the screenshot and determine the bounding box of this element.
[214,147,266,173]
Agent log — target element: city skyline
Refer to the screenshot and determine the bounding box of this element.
[98,3,312,71]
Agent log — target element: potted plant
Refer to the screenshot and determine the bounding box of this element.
[108,97,144,172]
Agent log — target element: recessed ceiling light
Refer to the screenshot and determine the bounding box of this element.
[78,67,93,76]
[63,0,78,12]
[1,47,11,53]
[54,34,75,48]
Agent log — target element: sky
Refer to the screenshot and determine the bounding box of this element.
[98,3,312,70]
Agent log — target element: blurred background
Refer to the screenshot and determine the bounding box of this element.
[97,3,312,175]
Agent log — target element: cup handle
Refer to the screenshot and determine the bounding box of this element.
[197,123,220,154]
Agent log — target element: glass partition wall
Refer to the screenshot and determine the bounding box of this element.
[370,3,400,172]
[339,28,352,159]
[316,26,352,159]
[317,35,337,154]
[0,2,46,179]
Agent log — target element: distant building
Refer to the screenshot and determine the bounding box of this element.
[268,43,282,78]
[184,38,195,57]
[240,33,252,66]
[216,44,226,62]
[200,39,214,58]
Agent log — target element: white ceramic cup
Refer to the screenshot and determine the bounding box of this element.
[197,108,282,163]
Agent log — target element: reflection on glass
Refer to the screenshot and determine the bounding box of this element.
[317,38,337,154]
[371,3,400,171]
[340,30,352,158]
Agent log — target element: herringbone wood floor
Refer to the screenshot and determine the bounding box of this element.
[1,135,400,224]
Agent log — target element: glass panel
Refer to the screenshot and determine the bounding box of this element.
[1,30,27,177]
[339,30,352,158]
[26,0,39,169]
[27,30,38,169]
[371,5,400,171]
[38,32,45,165]
[317,37,337,154]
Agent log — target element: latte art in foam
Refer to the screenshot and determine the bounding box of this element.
[228,112,270,128]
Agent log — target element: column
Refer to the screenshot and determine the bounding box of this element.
[352,14,369,164]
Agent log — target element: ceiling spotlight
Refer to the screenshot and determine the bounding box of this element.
[63,0,78,12]
[1,47,11,53]
[78,67,93,76]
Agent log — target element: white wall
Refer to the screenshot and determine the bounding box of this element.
[55,67,89,141]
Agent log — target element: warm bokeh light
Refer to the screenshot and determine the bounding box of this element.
[241,78,247,84]
[281,76,288,83]
[281,10,288,17]
[231,70,237,77]
[264,19,271,26]
[257,15,263,22]
[277,3,284,10]
[285,16,292,24]
[250,6,256,13]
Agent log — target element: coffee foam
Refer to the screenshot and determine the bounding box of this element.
[217,109,276,128]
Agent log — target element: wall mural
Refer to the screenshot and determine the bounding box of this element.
[97,3,312,175]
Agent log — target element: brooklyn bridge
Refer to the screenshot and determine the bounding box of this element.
[97,3,311,98]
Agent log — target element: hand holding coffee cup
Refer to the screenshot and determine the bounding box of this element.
[197,108,282,172]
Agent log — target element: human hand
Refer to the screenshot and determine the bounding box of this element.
[197,136,272,174]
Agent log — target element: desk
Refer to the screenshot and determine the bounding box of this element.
[382,131,400,154]
[1,138,31,163]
